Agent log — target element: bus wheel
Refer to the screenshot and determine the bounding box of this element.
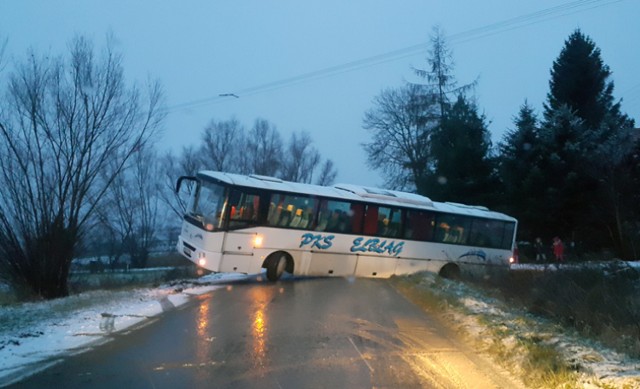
[439,263,460,280]
[266,252,288,281]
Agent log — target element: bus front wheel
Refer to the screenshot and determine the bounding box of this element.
[265,252,289,281]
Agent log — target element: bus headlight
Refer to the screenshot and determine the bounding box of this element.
[198,252,206,267]
[253,235,263,248]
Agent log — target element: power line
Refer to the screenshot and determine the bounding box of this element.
[622,83,640,108]
[450,0,621,43]
[166,0,624,113]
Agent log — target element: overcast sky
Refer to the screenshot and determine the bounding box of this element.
[1,0,638,186]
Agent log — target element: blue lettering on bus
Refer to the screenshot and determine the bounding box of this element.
[350,237,404,257]
[300,233,334,250]
[458,250,487,261]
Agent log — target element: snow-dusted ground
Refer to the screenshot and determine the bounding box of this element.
[415,262,640,389]
[1,266,639,388]
[0,272,248,387]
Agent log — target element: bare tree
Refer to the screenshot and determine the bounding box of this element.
[280,131,321,183]
[315,160,338,186]
[97,146,162,269]
[200,117,244,172]
[0,36,7,73]
[0,36,164,298]
[246,118,282,176]
[363,26,475,192]
[362,84,438,191]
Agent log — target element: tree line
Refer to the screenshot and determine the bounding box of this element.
[363,27,638,260]
[0,35,336,299]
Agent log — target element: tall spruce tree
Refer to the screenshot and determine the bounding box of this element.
[539,29,636,256]
[545,30,613,129]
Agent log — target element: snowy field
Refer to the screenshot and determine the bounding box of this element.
[1,267,639,388]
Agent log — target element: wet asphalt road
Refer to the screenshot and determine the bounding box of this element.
[10,277,522,388]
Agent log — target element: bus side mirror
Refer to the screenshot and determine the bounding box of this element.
[176,175,197,193]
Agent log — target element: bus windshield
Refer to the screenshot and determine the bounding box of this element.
[190,181,227,231]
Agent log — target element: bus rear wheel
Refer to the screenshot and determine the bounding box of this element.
[439,263,460,280]
[266,252,289,281]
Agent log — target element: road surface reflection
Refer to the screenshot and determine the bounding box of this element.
[249,286,274,376]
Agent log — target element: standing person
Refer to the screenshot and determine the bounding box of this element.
[534,237,546,262]
[552,237,564,263]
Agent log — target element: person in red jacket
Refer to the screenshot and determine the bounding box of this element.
[552,237,564,262]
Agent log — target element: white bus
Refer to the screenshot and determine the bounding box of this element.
[175,171,518,281]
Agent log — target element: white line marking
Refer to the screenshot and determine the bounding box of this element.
[348,337,374,373]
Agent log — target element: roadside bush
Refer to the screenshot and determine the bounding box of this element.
[467,262,640,357]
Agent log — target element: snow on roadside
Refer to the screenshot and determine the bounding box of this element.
[2,268,640,388]
[0,272,248,387]
[409,272,640,388]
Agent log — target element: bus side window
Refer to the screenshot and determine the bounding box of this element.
[227,191,260,229]
[316,208,329,231]
[380,207,401,238]
[316,200,331,231]
[279,204,294,226]
[447,227,462,243]
[436,222,450,242]
[267,202,276,224]
[405,211,434,241]
[299,207,313,229]
[289,208,303,228]
[268,195,284,226]
[319,200,353,233]
[502,222,516,250]
[326,209,343,232]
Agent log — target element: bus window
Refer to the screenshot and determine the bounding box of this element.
[502,222,516,250]
[468,219,516,249]
[469,219,499,247]
[228,189,261,230]
[319,200,357,234]
[378,207,401,238]
[267,193,317,230]
[434,214,471,244]
[362,205,401,237]
[404,210,435,241]
[192,181,227,231]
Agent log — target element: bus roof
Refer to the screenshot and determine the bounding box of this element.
[197,171,516,222]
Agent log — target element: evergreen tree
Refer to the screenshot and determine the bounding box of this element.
[413,25,475,118]
[497,102,545,239]
[586,116,639,257]
[425,95,496,206]
[538,106,594,240]
[545,30,614,129]
[539,29,636,256]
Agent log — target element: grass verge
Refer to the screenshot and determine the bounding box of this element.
[390,272,637,388]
